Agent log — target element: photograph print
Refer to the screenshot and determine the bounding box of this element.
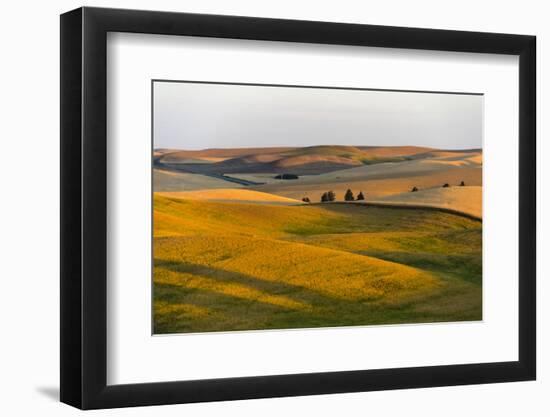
[152,81,483,335]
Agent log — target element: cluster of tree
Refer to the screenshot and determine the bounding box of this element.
[344,189,365,201]
[274,173,299,180]
[318,189,365,202]
[302,197,311,203]
[321,191,336,202]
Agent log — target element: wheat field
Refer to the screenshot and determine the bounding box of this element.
[153,194,482,333]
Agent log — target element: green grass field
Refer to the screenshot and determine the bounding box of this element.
[153,195,482,334]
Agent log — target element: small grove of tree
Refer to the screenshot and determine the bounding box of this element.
[275,173,299,180]
[442,183,450,188]
[460,181,465,186]
[411,186,419,192]
[302,197,311,203]
[356,191,365,200]
[344,189,355,201]
[321,191,336,202]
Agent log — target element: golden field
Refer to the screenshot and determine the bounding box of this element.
[153,194,482,333]
[157,189,301,204]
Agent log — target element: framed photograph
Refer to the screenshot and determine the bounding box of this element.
[60,7,536,409]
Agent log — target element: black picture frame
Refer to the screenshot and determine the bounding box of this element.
[60,6,536,410]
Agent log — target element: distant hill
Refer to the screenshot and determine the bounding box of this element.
[159,147,294,161]
[357,145,435,157]
[253,148,482,204]
[155,145,450,176]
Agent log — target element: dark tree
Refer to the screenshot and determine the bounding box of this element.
[460,181,465,186]
[411,186,418,192]
[443,183,450,188]
[321,192,329,202]
[275,173,299,180]
[302,197,310,203]
[344,189,355,201]
[327,190,336,202]
[356,191,365,200]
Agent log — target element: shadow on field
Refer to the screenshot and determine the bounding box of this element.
[152,259,403,334]
[361,250,482,285]
[154,259,340,306]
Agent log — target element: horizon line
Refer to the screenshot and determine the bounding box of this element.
[154,145,482,152]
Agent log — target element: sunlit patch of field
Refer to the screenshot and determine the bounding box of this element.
[371,186,482,218]
[153,194,482,333]
[157,189,301,204]
[465,154,482,164]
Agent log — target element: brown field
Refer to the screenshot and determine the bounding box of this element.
[156,145,440,176]
[256,167,481,202]
[155,146,482,209]
[372,186,482,218]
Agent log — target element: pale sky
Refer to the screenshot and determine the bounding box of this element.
[153,81,483,150]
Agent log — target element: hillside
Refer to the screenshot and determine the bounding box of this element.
[153,168,244,191]
[371,186,482,219]
[253,149,482,206]
[153,195,482,333]
[256,166,481,205]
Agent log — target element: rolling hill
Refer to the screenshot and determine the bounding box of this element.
[155,145,439,176]
[154,146,483,219]
[252,149,482,206]
[153,194,482,333]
